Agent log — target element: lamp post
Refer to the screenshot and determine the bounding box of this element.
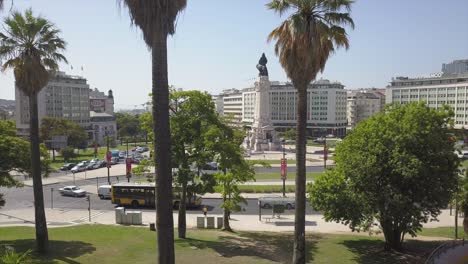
[280,138,286,197]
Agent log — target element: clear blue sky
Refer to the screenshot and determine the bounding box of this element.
[0,0,467,109]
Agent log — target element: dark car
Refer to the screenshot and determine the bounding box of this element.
[60,163,76,171]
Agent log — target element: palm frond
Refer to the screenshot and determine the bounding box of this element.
[0,8,67,96]
[119,0,187,47]
[267,0,354,87]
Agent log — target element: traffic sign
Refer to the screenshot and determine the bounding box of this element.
[281,158,287,180]
[126,158,132,175]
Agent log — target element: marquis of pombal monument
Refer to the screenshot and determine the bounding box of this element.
[244,53,281,152]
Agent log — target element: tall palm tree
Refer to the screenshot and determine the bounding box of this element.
[0,9,67,253]
[120,1,186,263]
[267,0,354,263]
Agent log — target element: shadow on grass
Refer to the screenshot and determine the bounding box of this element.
[177,231,319,263]
[1,239,96,264]
[340,238,444,264]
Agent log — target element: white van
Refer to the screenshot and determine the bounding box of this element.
[98,185,112,199]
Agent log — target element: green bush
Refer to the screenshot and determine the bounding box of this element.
[60,147,76,162]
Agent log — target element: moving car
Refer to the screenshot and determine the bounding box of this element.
[258,195,295,210]
[59,186,86,197]
[59,163,76,171]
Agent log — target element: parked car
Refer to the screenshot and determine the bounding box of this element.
[97,160,107,168]
[142,146,150,152]
[59,186,86,197]
[76,161,90,167]
[119,151,126,159]
[59,163,76,171]
[110,157,119,165]
[86,161,98,170]
[135,147,144,153]
[258,195,295,210]
[70,164,87,173]
[98,185,112,199]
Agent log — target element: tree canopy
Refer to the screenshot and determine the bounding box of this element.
[309,102,459,251]
[115,112,142,140]
[0,120,49,207]
[40,117,87,149]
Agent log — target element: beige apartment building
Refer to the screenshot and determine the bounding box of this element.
[347,89,385,129]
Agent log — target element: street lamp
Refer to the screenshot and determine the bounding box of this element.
[280,138,286,197]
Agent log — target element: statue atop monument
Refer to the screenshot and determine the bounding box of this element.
[256,53,269,77]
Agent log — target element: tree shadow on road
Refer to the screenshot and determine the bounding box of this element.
[340,238,444,264]
[178,231,319,263]
[1,239,95,264]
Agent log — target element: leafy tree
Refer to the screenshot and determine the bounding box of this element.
[0,9,67,253]
[115,112,141,144]
[0,120,49,208]
[60,147,76,162]
[40,117,87,160]
[204,122,255,231]
[267,1,354,262]
[120,1,187,262]
[309,102,459,251]
[170,90,220,238]
[136,91,220,238]
[277,128,296,140]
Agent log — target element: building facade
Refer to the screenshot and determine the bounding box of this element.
[347,89,385,129]
[443,59,468,75]
[90,111,117,146]
[215,79,348,137]
[386,73,468,128]
[15,71,91,136]
[220,89,243,126]
[89,88,114,115]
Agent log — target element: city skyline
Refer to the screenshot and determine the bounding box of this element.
[0,0,467,110]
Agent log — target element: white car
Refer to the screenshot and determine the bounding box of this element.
[59,186,87,197]
[70,164,87,173]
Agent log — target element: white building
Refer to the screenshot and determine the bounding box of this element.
[220,89,243,126]
[386,73,468,128]
[347,89,385,129]
[15,71,91,136]
[443,59,468,75]
[90,111,117,146]
[216,79,348,137]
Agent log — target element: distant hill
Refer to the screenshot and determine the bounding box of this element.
[0,99,15,107]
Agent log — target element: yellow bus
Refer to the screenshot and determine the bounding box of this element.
[111,182,202,209]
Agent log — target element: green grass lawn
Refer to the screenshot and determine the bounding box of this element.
[418,226,466,239]
[0,225,443,264]
[248,159,292,165]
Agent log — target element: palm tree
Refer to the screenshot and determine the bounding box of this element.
[267,0,354,262]
[119,1,186,263]
[0,9,67,253]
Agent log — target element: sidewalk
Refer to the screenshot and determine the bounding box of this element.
[0,207,462,234]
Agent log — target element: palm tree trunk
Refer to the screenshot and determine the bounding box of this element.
[152,35,175,264]
[29,91,49,253]
[293,86,307,264]
[178,181,187,238]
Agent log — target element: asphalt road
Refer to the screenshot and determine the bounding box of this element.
[1,177,320,216]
